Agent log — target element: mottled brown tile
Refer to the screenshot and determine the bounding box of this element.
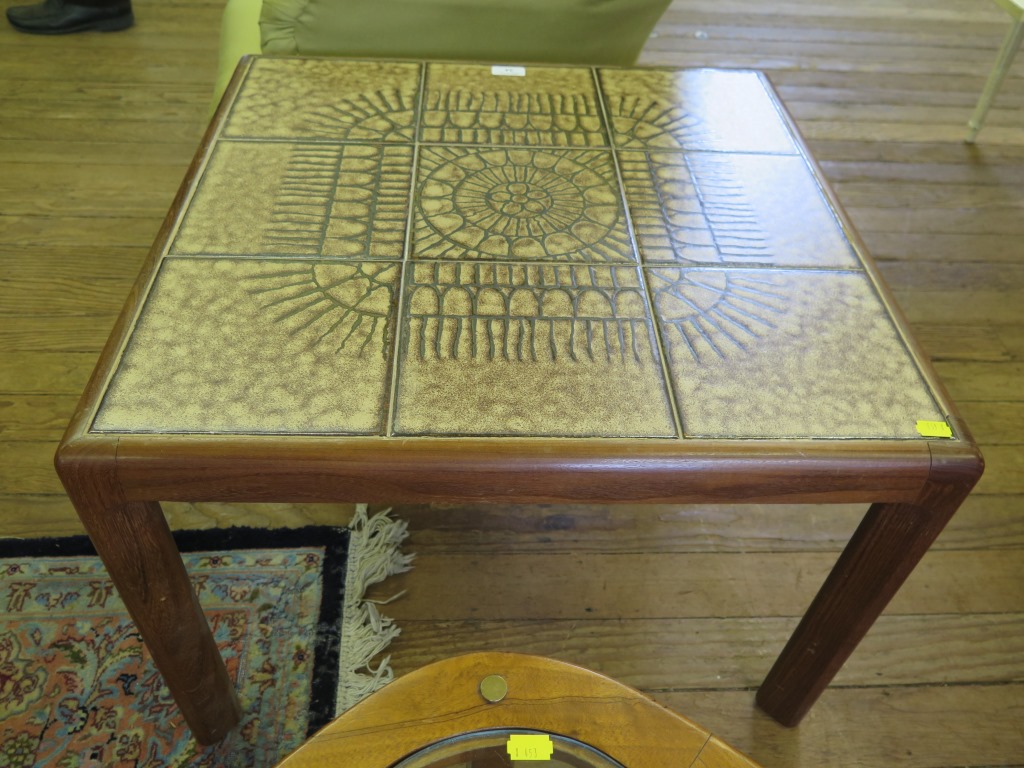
[617,150,719,265]
[421,63,607,146]
[648,268,944,438]
[224,58,421,141]
[413,146,632,263]
[599,68,797,153]
[620,151,858,267]
[393,262,676,437]
[93,258,400,434]
[172,141,412,259]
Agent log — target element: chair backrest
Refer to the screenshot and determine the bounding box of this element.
[260,0,673,66]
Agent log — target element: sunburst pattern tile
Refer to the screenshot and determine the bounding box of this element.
[413,146,632,262]
[224,58,421,141]
[617,150,722,265]
[599,68,798,154]
[620,150,858,267]
[421,63,607,146]
[93,258,400,435]
[648,268,945,438]
[172,141,413,259]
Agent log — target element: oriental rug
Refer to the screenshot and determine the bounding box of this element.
[0,507,412,767]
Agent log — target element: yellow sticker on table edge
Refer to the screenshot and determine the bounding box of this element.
[916,420,953,438]
[507,734,554,761]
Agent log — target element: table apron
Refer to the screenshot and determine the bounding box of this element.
[106,438,933,505]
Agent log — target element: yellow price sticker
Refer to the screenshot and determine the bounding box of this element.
[507,734,554,761]
[916,420,953,438]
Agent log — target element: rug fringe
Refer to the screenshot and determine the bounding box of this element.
[336,505,415,713]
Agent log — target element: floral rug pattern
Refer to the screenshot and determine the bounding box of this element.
[0,529,348,768]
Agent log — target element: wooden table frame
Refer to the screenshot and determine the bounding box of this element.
[55,59,983,745]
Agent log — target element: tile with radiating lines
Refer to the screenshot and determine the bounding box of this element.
[598,68,798,154]
[620,150,859,267]
[224,58,421,142]
[171,141,413,259]
[648,267,944,438]
[413,146,632,263]
[93,258,400,435]
[421,63,608,147]
[392,261,676,437]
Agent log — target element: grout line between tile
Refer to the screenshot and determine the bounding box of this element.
[385,62,429,437]
[591,67,685,441]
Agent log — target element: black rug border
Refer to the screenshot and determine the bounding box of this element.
[0,525,348,736]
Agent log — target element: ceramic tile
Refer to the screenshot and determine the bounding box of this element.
[93,258,400,435]
[393,262,676,437]
[599,69,797,154]
[647,268,944,438]
[412,146,633,263]
[224,58,421,141]
[620,151,858,267]
[172,141,413,259]
[421,63,607,146]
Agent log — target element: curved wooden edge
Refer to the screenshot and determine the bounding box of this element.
[57,56,256,449]
[930,414,985,490]
[53,434,123,511]
[103,434,933,505]
[274,652,762,768]
[211,53,254,120]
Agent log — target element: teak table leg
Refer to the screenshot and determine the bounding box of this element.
[756,464,979,726]
[57,447,242,744]
[85,500,243,744]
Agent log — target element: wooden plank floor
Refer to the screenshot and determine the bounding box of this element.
[1,0,1022,765]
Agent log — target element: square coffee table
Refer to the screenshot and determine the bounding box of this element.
[56,57,983,744]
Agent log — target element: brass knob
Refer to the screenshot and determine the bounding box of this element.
[479,674,508,703]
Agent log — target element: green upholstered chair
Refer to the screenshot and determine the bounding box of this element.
[214,0,674,110]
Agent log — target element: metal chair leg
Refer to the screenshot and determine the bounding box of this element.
[967,16,1024,143]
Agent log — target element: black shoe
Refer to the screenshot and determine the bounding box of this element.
[6,0,133,34]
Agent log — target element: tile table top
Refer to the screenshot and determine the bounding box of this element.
[90,58,948,442]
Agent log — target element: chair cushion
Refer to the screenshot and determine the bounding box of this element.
[260,0,672,66]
